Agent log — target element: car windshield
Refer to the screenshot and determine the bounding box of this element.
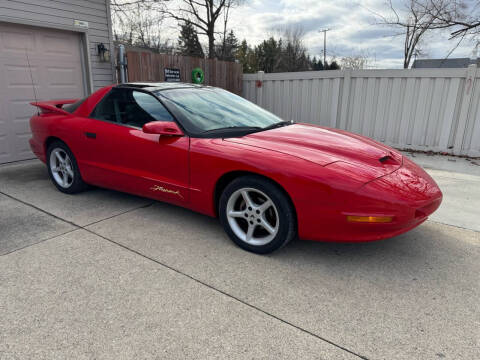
[155,87,286,135]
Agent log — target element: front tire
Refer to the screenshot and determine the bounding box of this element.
[47,141,87,194]
[219,176,296,254]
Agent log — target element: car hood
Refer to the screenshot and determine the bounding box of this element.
[225,123,403,179]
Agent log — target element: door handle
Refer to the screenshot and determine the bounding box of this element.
[85,132,96,139]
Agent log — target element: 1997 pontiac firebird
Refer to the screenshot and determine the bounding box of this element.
[29,83,442,254]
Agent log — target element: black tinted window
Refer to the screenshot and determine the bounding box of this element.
[90,89,174,127]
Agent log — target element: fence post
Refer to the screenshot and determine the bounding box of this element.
[339,69,352,130]
[453,64,477,155]
[256,71,264,106]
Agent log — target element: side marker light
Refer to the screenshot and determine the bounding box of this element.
[347,216,393,223]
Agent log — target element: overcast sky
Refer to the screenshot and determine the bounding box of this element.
[221,0,477,68]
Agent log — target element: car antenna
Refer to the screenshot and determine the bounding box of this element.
[25,48,39,115]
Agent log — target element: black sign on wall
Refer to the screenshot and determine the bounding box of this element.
[164,68,181,82]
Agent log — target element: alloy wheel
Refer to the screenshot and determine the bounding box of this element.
[226,187,279,246]
[49,148,74,188]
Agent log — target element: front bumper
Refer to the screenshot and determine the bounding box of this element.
[300,157,442,242]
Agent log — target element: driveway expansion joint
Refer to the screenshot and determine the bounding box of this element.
[82,202,155,227]
[0,190,80,228]
[83,226,370,360]
[1,228,81,256]
[0,189,154,254]
[1,189,369,359]
[428,219,480,234]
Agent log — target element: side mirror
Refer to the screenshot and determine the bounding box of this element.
[142,121,184,136]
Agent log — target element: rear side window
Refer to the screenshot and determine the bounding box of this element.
[90,88,174,128]
[63,98,86,113]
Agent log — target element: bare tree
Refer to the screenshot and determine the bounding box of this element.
[111,0,173,52]
[278,27,310,72]
[341,55,370,69]
[162,0,242,58]
[374,0,451,68]
[415,0,480,39]
[219,0,237,59]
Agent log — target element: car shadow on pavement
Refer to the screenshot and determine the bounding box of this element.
[270,219,476,286]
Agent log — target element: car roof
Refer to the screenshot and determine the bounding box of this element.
[115,82,206,92]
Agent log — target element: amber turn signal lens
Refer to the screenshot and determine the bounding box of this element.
[347,215,393,223]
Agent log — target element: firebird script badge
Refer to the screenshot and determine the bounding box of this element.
[150,185,184,199]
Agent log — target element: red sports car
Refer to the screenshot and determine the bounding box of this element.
[29,83,442,254]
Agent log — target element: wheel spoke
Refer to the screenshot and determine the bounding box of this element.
[55,151,64,164]
[260,218,276,234]
[241,190,254,208]
[245,223,255,241]
[228,210,244,218]
[61,172,68,187]
[65,166,74,178]
[258,200,273,213]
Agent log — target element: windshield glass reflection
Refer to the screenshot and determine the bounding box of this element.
[156,87,284,134]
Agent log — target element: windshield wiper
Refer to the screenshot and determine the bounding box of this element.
[201,126,261,134]
[261,120,294,131]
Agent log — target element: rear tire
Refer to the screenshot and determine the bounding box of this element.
[219,175,296,254]
[47,141,87,194]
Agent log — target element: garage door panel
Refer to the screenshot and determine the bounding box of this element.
[0,134,9,161]
[0,117,7,135]
[4,64,39,88]
[12,122,32,138]
[47,66,80,86]
[0,60,14,164]
[43,34,80,58]
[10,100,35,119]
[13,133,33,157]
[10,105,34,137]
[0,29,36,54]
[0,23,85,163]
[0,118,7,142]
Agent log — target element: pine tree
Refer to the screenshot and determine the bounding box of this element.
[329,60,340,70]
[255,37,282,73]
[312,56,324,71]
[218,30,239,61]
[316,59,324,70]
[177,22,204,57]
[236,40,252,72]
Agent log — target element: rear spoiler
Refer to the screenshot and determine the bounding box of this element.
[30,99,79,115]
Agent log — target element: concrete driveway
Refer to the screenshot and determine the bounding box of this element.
[1,155,479,360]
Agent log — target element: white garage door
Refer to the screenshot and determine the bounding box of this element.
[0,23,86,164]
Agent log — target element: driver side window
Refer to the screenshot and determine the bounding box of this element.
[90,88,174,128]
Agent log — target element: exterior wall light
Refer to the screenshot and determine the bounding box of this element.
[97,43,110,62]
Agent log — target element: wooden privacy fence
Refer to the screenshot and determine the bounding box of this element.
[243,66,480,157]
[125,50,243,94]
